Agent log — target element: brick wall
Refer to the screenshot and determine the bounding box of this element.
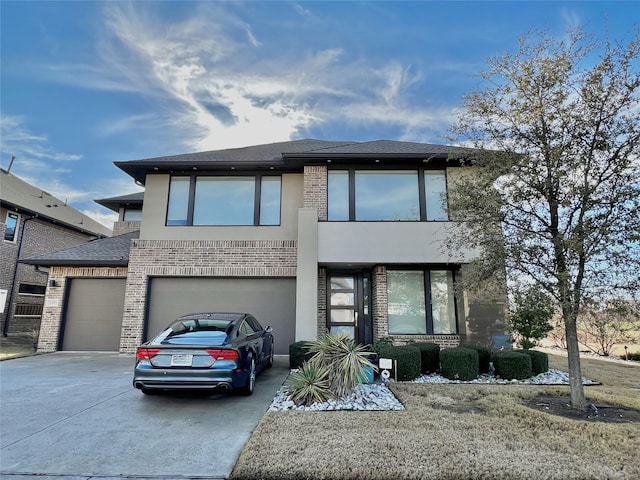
[1,217,99,335]
[303,165,327,221]
[119,239,298,353]
[317,267,327,337]
[371,265,388,342]
[37,266,128,352]
[113,221,141,236]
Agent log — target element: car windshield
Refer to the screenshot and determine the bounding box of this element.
[151,318,235,346]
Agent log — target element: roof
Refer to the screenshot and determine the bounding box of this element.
[21,230,139,267]
[1,169,112,237]
[114,139,468,185]
[95,191,144,213]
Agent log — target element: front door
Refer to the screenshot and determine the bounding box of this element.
[327,272,372,345]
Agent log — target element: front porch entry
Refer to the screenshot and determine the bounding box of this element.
[326,271,373,346]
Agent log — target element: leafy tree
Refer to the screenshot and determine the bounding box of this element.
[510,286,554,349]
[448,28,640,409]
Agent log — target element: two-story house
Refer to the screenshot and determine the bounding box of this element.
[26,139,507,354]
[1,168,112,340]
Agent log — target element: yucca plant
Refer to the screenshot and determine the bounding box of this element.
[286,360,333,406]
[306,333,377,398]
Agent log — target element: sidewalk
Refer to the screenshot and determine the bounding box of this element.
[0,335,37,360]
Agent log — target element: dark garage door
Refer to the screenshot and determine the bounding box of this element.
[147,278,296,355]
[62,278,126,351]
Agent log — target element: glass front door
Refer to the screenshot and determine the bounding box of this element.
[327,272,372,345]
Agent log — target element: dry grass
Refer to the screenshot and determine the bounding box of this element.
[231,354,640,480]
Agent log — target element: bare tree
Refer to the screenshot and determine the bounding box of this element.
[578,299,640,356]
[448,28,640,409]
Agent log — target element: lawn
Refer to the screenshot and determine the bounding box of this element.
[231,353,640,480]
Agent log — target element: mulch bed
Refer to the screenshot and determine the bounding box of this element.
[528,395,640,423]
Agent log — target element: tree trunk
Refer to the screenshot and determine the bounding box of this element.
[564,317,587,410]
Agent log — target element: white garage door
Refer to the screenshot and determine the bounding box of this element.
[147,278,296,354]
[62,278,126,351]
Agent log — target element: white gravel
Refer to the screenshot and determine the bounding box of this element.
[268,368,599,412]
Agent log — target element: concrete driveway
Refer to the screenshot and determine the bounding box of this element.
[0,352,289,479]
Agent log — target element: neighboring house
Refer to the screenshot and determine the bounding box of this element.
[1,168,112,338]
[25,139,507,354]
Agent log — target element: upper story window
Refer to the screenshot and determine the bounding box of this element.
[18,283,47,296]
[4,212,19,242]
[166,175,281,226]
[327,169,448,221]
[123,209,142,221]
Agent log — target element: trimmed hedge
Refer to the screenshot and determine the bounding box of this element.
[493,351,532,380]
[459,344,491,373]
[518,349,549,375]
[289,341,314,369]
[413,342,441,373]
[440,347,479,381]
[378,345,421,381]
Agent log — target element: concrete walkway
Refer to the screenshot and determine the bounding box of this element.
[0,352,289,479]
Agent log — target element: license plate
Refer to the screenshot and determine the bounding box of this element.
[170,354,193,367]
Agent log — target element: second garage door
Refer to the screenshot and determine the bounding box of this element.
[146,278,296,355]
[61,278,126,351]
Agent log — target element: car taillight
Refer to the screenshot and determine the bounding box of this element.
[136,348,160,360]
[206,349,239,361]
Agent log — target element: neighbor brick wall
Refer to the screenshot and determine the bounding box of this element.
[1,217,100,335]
[303,165,327,221]
[37,266,128,352]
[120,239,298,353]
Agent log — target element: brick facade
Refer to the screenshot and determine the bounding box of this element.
[303,165,327,221]
[371,265,389,342]
[317,267,327,337]
[113,220,141,236]
[119,239,298,353]
[1,217,98,335]
[37,266,128,352]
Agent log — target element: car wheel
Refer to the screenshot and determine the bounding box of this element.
[266,343,274,368]
[241,357,256,396]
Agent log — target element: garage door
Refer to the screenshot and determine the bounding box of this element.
[62,278,126,351]
[147,278,295,355]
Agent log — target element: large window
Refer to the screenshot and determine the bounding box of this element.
[166,175,281,226]
[4,212,19,242]
[328,169,448,221]
[387,269,457,335]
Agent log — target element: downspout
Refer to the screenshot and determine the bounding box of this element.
[3,215,36,337]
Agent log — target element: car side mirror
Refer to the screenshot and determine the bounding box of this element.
[265,326,273,333]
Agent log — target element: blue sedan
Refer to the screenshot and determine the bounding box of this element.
[133,312,274,396]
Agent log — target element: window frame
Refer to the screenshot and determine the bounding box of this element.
[165,174,282,227]
[327,168,448,222]
[18,283,47,296]
[386,267,459,335]
[4,212,19,242]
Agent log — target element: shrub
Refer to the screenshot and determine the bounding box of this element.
[518,349,549,375]
[286,361,333,406]
[459,343,491,373]
[306,333,376,397]
[373,336,394,354]
[509,286,554,349]
[493,351,532,380]
[289,341,314,369]
[378,345,421,381]
[413,343,441,373]
[440,347,479,381]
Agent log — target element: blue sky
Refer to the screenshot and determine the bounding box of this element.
[1,1,636,227]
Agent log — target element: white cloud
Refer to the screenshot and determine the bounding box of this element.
[0,115,83,170]
[36,2,456,151]
[81,208,119,229]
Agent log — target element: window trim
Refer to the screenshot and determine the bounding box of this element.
[165,174,282,227]
[4,212,19,242]
[386,267,459,335]
[327,168,449,222]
